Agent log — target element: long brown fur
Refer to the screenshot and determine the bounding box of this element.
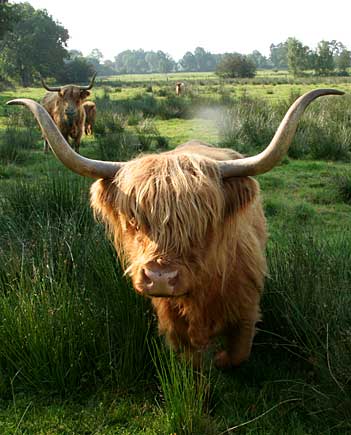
[90,142,267,368]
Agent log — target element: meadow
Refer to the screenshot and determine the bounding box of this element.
[0,72,350,434]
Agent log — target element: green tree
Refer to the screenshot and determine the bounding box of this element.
[313,40,335,75]
[179,51,197,71]
[114,49,176,74]
[269,42,288,69]
[157,50,176,73]
[193,47,216,71]
[0,3,69,86]
[0,2,20,40]
[287,37,310,76]
[145,51,160,72]
[68,49,83,60]
[216,53,256,78]
[335,48,351,75]
[248,50,272,69]
[58,57,95,83]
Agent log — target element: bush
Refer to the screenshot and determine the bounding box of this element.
[335,174,351,204]
[216,53,256,78]
[96,130,139,161]
[0,126,40,164]
[135,118,161,151]
[218,94,351,162]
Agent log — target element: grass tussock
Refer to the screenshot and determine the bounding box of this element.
[152,341,213,435]
[218,94,351,162]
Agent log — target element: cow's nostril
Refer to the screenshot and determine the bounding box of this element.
[142,268,153,285]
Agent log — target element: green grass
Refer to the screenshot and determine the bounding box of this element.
[0,74,350,433]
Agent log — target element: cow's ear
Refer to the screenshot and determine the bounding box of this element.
[58,90,64,97]
[80,90,90,99]
[222,176,259,216]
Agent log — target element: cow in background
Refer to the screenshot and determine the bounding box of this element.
[41,73,96,153]
[82,101,96,136]
[175,81,184,96]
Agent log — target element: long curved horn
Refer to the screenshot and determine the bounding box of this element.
[218,89,344,178]
[79,72,97,90]
[40,77,61,92]
[7,99,124,179]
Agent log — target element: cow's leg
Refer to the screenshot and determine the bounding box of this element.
[153,300,204,367]
[166,327,203,368]
[73,133,82,154]
[215,319,257,369]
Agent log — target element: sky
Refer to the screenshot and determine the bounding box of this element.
[13,0,351,61]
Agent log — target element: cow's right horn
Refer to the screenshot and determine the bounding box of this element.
[79,72,97,90]
[6,99,124,179]
[218,88,344,178]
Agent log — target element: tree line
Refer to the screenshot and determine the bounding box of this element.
[1,2,351,87]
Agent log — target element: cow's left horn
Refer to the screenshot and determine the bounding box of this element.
[40,76,61,92]
[79,72,97,90]
[7,99,124,179]
[218,89,344,178]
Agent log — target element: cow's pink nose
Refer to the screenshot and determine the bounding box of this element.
[142,264,179,297]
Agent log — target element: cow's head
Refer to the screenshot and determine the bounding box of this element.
[41,73,96,126]
[7,89,344,297]
[90,149,259,297]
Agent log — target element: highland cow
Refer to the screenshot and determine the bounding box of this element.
[175,81,184,96]
[82,101,96,136]
[41,73,96,153]
[7,89,343,368]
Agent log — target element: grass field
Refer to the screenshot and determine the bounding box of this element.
[0,72,350,434]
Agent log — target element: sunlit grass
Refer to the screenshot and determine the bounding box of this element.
[0,74,350,433]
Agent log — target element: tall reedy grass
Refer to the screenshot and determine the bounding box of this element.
[218,93,351,161]
[94,93,169,158]
[262,228,351,428]
[152,341,213,435]
[0,108,41,164]
[0,174,154,396]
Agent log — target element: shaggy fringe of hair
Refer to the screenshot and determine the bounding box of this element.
[91,152,227,264]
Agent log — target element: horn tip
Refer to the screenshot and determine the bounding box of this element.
[6,99,24,106]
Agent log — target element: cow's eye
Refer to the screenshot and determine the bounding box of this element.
[129,217,139,231]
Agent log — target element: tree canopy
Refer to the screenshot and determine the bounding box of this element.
[216,53,256,78]
[0,2,69,86]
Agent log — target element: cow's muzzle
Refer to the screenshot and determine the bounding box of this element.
[65,109,76,125]
[136,261,188,297]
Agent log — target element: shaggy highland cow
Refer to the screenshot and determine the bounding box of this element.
[7,89,343,368]
[82,101,96,136]
[41,73,96,153]
[175,81,184,96]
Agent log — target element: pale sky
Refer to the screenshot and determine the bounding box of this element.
[13,0,351,61]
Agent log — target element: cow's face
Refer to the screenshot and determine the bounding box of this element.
[57,86,90,126]
[91,153,259,298]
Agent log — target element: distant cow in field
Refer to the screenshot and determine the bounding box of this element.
[175,82,184,96]
[41,73,96,153]
[7,89,343,369]
[82,101,96,136]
